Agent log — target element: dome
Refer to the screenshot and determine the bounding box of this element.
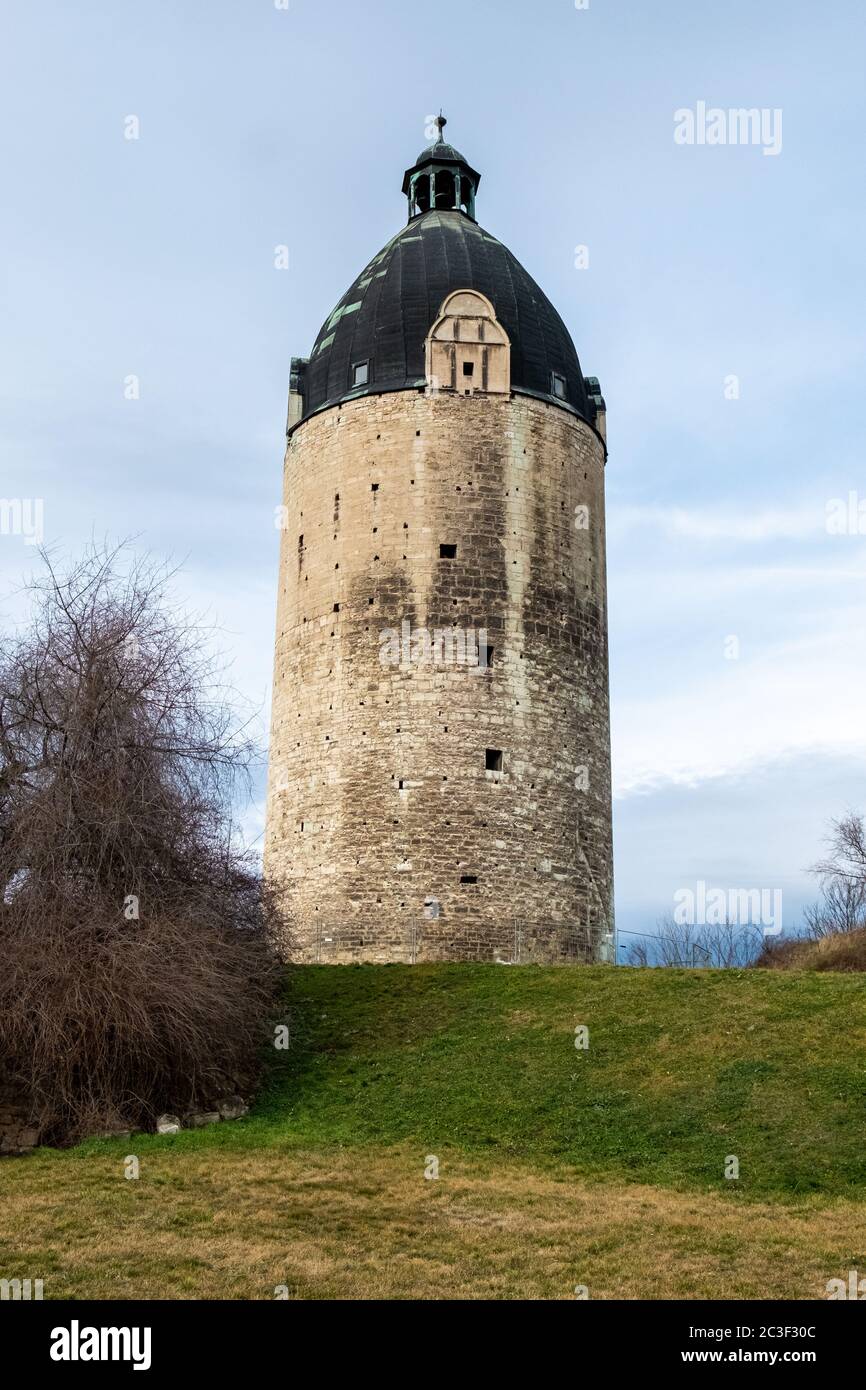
[301,209,592,421]
[413,138,470,167]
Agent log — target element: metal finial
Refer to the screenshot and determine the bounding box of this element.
[434,112,447,140]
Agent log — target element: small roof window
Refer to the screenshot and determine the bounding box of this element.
[551,372,567,400]
[351,360,369,388]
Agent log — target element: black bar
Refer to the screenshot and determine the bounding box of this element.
[2,1298,859,1374]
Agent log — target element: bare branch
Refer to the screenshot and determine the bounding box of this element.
[0,542,288,1142]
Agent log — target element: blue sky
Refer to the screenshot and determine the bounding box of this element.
[2,0,865,950]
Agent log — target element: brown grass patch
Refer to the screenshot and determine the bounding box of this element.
[757,929,866,972]
[1,1146,863,1300]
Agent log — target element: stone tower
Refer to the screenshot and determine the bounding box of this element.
[265,120,614,964]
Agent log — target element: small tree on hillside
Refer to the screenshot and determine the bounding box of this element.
[805,814,866,938]
[0,543,284,1141]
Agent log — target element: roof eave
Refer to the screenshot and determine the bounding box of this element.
[401,158,482,195]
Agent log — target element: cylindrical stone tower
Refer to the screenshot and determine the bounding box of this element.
[265,120,613,964]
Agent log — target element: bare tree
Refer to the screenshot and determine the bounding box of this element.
[804,814,866,938]
[624,938,651,968]
[0,543,284,1142]
[625,915,764,968]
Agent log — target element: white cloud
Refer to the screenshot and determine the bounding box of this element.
[611,502,823,543]
[613,614,866,796]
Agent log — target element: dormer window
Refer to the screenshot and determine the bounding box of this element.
[551,372,567,400]
[351,360,369,388]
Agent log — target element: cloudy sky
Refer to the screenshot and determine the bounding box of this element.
[2,0,864,950]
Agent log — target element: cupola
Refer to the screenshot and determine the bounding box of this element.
[401,114,480,221]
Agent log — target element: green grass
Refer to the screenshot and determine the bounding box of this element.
[71,963,866,1198]
[6,963,866,1299]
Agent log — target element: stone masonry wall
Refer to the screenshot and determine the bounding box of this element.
[264,388,613,963]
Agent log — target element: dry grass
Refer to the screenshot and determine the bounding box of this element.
[1,1145,863,1300]
[757,928,866,972]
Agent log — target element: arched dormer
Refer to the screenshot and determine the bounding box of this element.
[425,289,510,395]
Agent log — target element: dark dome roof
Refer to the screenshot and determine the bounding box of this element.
[302,209,591,421]
[414,138,467,165]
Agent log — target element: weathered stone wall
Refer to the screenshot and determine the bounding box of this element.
[0,1084,38,1155]
[265,387,613,963]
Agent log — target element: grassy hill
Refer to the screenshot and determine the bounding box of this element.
[2,964,865,1299]
[258,963,866,1197]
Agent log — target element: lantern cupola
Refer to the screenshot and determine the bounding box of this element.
[401,114,480,221]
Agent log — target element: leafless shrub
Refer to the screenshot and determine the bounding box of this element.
[624,938,651,968]
[0,543,285,1142]
[625,915,764,969]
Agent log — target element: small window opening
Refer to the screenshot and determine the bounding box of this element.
[460,874,478,885]
[485,748,503,772]
[434,169,456,210]
[351,360,369,388]
[551,372,567,400]
[439,543,457,559]
[412,175,431,216]
[462,361,474,377]
[371,482,379,492]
